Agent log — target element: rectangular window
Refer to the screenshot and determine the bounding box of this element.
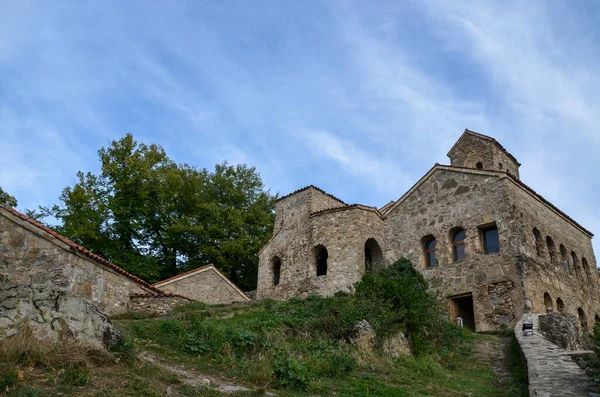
[481,225,499,254]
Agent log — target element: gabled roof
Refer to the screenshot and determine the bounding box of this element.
[276,185,346,204]
[152,264,251,302]
[0,205,165,295]
[310,204,382,218]
[381,165,593,237]
[447,129,521,166]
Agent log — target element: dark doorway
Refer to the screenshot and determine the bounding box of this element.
[450,294,476,331]
[364,238,384,273]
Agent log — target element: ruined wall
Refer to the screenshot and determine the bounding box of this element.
[156,269,249,304]
[0,212,152,315]
[508,181,600,331]
[449,133,520,178]
[130,294,190,315]
[384,169,524,331]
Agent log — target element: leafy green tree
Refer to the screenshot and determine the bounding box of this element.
[41,134,276,288]
[0,186,17,207]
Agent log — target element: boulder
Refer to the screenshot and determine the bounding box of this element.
[346,320,375,351]
[0,283,121,349]
[382,331,411,357]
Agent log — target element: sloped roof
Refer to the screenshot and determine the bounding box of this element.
[310,204,382,218]
[152,264,250,302]
[0,205,165,295]
[276,185,346,204]
[447,129,521,166]
[381,165,593,237]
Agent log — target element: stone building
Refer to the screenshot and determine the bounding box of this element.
[257,129,600,332]
[0,205,164,315]
[152,264,250,304]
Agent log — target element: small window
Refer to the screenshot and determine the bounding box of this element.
[476,162,483,169]
[452,228,466,262]
[556,297,565,312]
[578,308,587,330]
[571,251,581,279]
[423,236,437,268]
[543,292,553,313]
[272,257,281,286]
[499,163,503,170]
[546,236,556,263]
[481,225,499,254]
[532,228,542,257]
[583,258,591,285]
[315,245,328,276]
[560,245,569,272]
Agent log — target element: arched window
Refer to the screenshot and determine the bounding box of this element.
[476,162,483,169]
[556,297,565,312]
[480,224,499,254]
[543,292,553,313]
[272,256,281,286]
[546,236,556,263]
[532,228,542,257]
[423,236,437,268]
[578,308,587,331]
[560,245,569,272]
[451,228,466,262]
[364,238,384,273]
[499,163,503,170]
[595,314,600,323]
[571,251,580,279]
[583,258,591,285]
[315,245,328,276]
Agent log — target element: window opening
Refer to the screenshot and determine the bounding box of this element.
[272,257,281,286]
[364,238,384,273]
[452,228,466,262]
[546,236,556,263]
[476,162,483,169]
[481,225,499,254]
[532,228,542,256]
[543,292,553,313]
[315,245,328,276]
[423,236,437,268]
[560,245,569,272]
[556,297,565,312]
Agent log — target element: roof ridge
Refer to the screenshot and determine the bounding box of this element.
[310,203,382,218]
[0,205,165,295]
[276,185,346,204]
[152,264,214,286]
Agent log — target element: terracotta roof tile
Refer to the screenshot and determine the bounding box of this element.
[1,205,165,295]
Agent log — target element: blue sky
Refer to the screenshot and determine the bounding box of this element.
[2,1,600,257]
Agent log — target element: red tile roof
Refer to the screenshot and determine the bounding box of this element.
[1,205,166,295]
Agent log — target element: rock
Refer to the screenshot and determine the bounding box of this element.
[382,331,411,357]
[346,320,375,351]
[0,283,122,349]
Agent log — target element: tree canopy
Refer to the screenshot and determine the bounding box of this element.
[40,134,276,290]
[0,187,17,207]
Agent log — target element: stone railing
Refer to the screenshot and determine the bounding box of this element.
[130,294,190,315]
[515,314,596,396]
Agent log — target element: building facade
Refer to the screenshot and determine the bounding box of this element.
[257,129,600,332]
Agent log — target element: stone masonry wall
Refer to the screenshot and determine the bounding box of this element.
[257,188,345,299]
[449,133,520,178]
[156,269,248,304]
[130,294,190,315]
[508,181,600,330]
[384,169,524,331]
[0,211,151,315]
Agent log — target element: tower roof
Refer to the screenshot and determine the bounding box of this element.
[447,129,521,166]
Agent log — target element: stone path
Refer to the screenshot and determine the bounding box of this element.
[139,351,277,396]
[515,314,598,397]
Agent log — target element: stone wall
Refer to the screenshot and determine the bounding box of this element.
[449,131,520,178]
[154,266,249,304]
[539,312,583,350]
[384,168,524,331]
[257,187,348,299]
[0,208,155,315]
[130,294,190,315]
[507,180,600,331]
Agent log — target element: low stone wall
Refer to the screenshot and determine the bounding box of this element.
[539,312,582,350]
[515,314,595,396]
[130,294,190,315]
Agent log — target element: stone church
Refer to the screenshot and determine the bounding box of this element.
[257,129,600,332]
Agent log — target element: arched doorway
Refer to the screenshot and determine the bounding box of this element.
[271,256,282,286]
[364,238,384,273]
[314,245,328,276]
[543,292,553,313]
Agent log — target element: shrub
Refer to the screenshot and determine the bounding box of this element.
[272,351,311,390]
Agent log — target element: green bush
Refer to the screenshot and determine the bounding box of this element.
[272,351,311,390]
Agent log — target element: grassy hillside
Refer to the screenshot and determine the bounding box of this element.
[0,260,528,396]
